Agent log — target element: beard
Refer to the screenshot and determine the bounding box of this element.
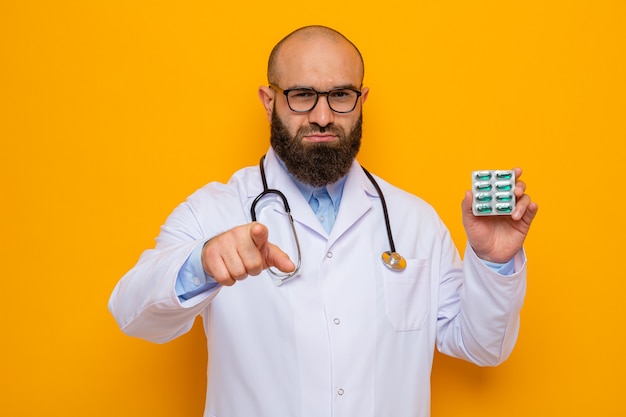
[270,111,362,187]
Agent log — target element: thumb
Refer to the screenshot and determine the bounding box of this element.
[462,190,473,211]
[461,190,475,219]
[249,222,296,273]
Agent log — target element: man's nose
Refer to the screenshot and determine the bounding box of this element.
[307,95,335,127]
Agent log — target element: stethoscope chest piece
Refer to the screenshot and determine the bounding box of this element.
[382,251,407,271]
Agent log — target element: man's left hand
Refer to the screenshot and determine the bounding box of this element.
[462,167,539,263]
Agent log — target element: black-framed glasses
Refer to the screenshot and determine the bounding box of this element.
[270,84,362,113]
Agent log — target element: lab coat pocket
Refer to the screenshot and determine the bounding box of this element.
[383,259,430,331]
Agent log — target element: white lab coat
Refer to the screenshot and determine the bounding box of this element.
[109,148,526,417]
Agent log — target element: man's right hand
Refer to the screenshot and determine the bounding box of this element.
[201,222,296,286]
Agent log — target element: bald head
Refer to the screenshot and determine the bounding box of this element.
[267,25,364,86]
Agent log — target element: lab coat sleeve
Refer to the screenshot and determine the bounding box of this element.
[436,233,527,366]
[108,185,238,344]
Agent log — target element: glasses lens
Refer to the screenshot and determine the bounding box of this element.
[328,89,359,113]
[286,89,318,112]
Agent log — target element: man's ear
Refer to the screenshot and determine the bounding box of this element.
[360,86,370,105]
[258,86,274,122]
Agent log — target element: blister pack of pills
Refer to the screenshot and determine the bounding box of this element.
[471,170,516,216]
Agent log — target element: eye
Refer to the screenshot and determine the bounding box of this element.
[329,89,354,99]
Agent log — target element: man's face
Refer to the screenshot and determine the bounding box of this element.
[260,34,369,186]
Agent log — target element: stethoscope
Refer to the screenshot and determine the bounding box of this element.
[250,155,406,286]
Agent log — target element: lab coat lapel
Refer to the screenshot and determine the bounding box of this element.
[327,161,375,247]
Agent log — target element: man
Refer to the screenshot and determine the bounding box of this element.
[109,25,539,417]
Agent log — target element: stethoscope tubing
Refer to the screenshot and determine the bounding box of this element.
[251,156,302,282]
[360,166,397,254]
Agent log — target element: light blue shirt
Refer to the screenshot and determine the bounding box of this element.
[294,176,346,234]
[174,166,513,301]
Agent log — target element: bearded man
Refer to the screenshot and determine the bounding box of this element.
[109,25,538,417]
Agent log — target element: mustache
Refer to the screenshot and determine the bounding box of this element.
[297,124,342,136]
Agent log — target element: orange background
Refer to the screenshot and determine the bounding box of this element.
[1,1,625,416]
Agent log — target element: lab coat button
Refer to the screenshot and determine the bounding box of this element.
[337,388,344,396]
[326,251,333,258]
[333,318,340,325]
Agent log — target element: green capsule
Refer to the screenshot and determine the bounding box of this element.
[475,204,493,214]
[474,171,492,181]
[495,192,512,202]
[495,171,513,180]
[475,192,493,202]
[475,182,493,191]
[496,204,513,213]
[495,182,512,191]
